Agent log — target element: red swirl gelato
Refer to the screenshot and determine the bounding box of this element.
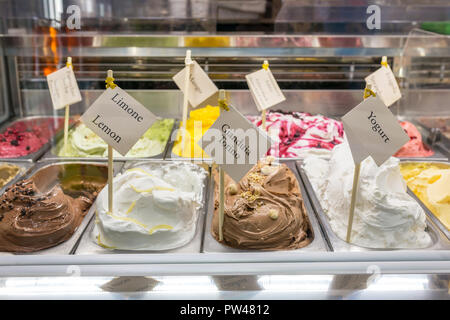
[248,111,344,158]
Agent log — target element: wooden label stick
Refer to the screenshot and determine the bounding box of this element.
[108,144,113,214]
[261,109,267,131]
[106,69,115,214]
[219,166,225,241]
[346,84,376,243]
[261,60,269,131]
[181,50,193,153]
[63,57,73,153]
[346,162,361,243]
[217,89,229,241]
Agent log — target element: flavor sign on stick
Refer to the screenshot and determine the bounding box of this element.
[47,58,82,110]
[81,85,157,156]
[199,96,273,241]
[365,56,401,107]
[172,50,218,152]
[173,55,219,109]
[342,95,409,167]
[341,92,409,242]
[246,60,285,130]
[199,103,273,183]
[47,57,82,153]
[81,70,157,213]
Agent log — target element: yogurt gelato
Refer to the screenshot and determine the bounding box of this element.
[303,142,432,249]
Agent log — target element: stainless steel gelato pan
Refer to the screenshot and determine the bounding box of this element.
[0,161,123,256]
[0,161,34,193]
[202,160,330,254]
[0,116,71,162]
[400,160,450,241]
[42,118,176,162]
[74,160,210,255]
[296,161,449,252]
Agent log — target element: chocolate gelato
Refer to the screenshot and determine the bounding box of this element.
[0,172,106,253]
[211,158,313,250]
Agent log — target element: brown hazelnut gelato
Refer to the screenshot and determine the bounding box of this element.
[0,176,105,253]
[211,160,313,250]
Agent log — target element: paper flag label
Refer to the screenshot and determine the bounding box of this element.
[198,104,273,182]
[47,66,82,110]
[81,86,157,156]
[365,65,401,107]
[341,96,409,166]
[343,122,370,165]
[173,60,218,108]
[246,68,286,111]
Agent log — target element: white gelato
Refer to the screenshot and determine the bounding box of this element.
[93,162,207,250]
[303,142,432,249]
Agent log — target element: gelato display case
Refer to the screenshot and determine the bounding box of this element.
[0,0,449,300]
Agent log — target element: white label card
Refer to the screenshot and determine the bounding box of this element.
[365,65,402,107]
[246,68,286,111]
[172,61,218,108]
[198,104,273,182]
[343,122,370,165]
[341,96,409,166]
[81,87,157,156]
[46,66,82,110]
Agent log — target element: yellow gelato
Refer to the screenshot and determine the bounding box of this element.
[172,105,220,158]
[0,163,20,189]
[400,162,450,230]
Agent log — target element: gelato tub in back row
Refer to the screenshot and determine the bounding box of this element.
[171,105,220,159]
[394,121,434,158]
[0,117,65,158]
[54,118,174,158]
[418,116,450,140]
[248,111,345,159]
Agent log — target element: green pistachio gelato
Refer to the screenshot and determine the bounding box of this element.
[55,119,174,158]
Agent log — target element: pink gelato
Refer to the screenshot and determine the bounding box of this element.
[0,118,65,158]
[248,111,344,158]
[394,121,434,158]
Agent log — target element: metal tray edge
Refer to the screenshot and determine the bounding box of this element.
[202,161,329,254]
[0,116,72,162]
[74,160,210,254]
[295,160,449,252]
